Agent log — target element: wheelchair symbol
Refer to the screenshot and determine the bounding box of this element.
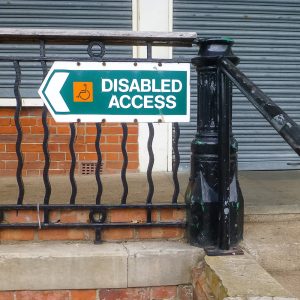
[76,83,90,101]
[73,82,93,102]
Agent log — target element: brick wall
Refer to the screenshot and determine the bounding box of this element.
[0,285,193,300]
[0,208,186,242]
[0,107,139,176]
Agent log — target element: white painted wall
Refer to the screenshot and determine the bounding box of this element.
[133,0,173,172]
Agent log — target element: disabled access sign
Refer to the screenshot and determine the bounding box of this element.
[38,61,190,123]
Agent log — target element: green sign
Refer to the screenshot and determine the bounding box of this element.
[39,62,190,123]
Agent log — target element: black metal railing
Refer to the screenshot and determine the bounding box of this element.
[0,29,197,243]
[1,29,300,252]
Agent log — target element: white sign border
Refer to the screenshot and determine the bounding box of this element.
[38,61,190,123]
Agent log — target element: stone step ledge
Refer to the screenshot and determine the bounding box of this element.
[0,241,204,291]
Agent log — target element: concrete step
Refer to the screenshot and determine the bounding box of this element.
[0,241,204,291]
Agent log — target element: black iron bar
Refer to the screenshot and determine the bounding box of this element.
[0,203,186,210]
[40,40,51,223]
[172,123,180,203]
[94,228,102,244]
[220,58,300,156]
[69,123,77,204]
[121,123,128,204]
[146,123,155,223]
[13,60,24,205]
[0,222,186,229]
[218,70,231,250]
[147,43,152,59]
[95,123,103,205]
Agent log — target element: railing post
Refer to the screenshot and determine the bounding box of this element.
[185,38,244,254]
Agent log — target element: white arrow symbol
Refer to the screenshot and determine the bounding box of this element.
[44,72,70,112]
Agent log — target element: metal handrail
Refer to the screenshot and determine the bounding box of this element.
[0,28,197,46]
[220,58,300,156]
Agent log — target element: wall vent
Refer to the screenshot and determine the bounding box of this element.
[80,161,102,175]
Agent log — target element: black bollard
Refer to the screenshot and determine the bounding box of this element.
[185,38,244,255]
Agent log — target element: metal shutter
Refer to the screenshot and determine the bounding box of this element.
[0,0,132,98]
[174,0,300,170]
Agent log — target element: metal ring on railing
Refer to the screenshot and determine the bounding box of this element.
[87,41,106,59]
[89,208,107,224]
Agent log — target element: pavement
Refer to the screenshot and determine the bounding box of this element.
[0,170,299,297]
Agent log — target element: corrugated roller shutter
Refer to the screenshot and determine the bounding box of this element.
[174,0,300,170]
[0,0,132,98]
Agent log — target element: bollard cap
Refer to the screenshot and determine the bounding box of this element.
[192,37,239,66]
[199,38,234,56]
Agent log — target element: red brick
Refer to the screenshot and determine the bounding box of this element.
[23,161,45,170]
[101,144,121,152]
[0,143,5,152]
[57,126,70,134]
[23,134,43,143]
[0,118,11,126]
[0,169,16,176]
[38,228,93,241]
[85,136,105,143]
[128,152,139,162]
[21,118,37,126]
[128,126,138,134]
[128,162,139,170]
[177,285,193,300]
[71,290,96,300]
[99,288,149,300]
[5,161,18,169]
[76,126,85,135]
[0,152,17,160]
[30,126,44,134]
[59,144,70,152]
[136,227,184,239]
[22,144,43,152]
[59,210,89,223]
[127,144,138,152]
[106,152,119,161]
[15,290,69,300]
[51,153,66,161]
[160,208,186,222]
[49,134,70,143]
[0,291,14,300]
[75,144,87,152]
[106,135,119,143]
[86,126,98,135]
[21,108,41,116]
[0,108,14,117]
[24,152,39,161]
[78,153,97,161]
[150,286,177,299]
[127,135,138,143]
[110,208,146,223]
[102,126,123,135]
[0,229,35,241]
[4,210,42,223]
[48,144,59,152]
[0,126,17,134]
[5,143,15,152]
[101,228,134,241]
[0,134,16,143]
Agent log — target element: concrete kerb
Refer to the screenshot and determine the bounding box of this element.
[193,253,298,300]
